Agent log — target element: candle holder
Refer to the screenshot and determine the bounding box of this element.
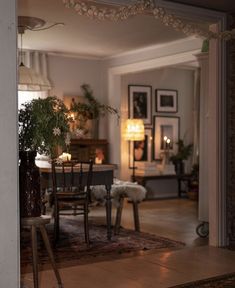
[159,137,175,175]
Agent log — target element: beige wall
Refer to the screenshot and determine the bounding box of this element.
[48,55,103,100]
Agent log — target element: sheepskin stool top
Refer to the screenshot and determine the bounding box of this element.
[91,179,147,233]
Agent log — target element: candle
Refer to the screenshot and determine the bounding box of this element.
[164,136,168,149]
[59,152,72,162]
[95,157,102,164]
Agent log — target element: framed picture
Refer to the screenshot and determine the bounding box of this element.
[129,129,152,168]
[153,116,179,160]
[155,89,178,113]
[128,85,152,125]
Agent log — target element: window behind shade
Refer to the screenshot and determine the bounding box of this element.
[18,91,48,109]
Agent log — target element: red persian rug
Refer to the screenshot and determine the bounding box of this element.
[21,217,184,270]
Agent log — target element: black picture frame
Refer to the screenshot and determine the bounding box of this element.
[128,85,152,125]
[155,89,178,113]
[153,116,180,160]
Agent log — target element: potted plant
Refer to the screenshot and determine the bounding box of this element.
[19,96,70,217]
[188,163,199,200]
[170,139,193,175]
[70,83,119,138]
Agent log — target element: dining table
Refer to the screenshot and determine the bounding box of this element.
[36,160,116,240]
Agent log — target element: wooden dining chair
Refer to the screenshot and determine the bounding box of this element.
[51,159,93,245]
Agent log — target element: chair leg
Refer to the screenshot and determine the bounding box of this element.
[83,202,90,246]
[54,202,60,244]
[31,225,39,288]
[132,201,140,232]
[114,197,124,235]
[39,225,63,288]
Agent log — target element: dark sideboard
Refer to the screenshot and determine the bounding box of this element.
[69,139,109,164]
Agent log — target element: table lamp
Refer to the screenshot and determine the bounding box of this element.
[124,119,145,182]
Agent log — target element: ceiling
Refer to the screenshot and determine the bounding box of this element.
[165,0,235,12]
[18,0,211,58]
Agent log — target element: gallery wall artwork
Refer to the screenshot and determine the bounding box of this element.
[129,129,152,168]
[155,89,178,113]
[153,116,179,160]
[128,85,152,125]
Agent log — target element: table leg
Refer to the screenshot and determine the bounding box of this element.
[31,225,39,288]
[105,184,112,240]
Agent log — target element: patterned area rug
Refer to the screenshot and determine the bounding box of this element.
[169,273,235,288]
[21,217,184,270]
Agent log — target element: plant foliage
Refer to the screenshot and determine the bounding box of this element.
[19,97,70,157]
[70,84,119,121]
[170,139,193,163]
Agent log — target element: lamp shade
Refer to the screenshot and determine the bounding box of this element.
[18,63,52,91]
[123,119,145,141]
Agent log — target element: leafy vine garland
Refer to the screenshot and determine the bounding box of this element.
[62,0,235,41]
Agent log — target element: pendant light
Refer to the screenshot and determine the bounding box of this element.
[18,16,63,92]
[18,63,52,92]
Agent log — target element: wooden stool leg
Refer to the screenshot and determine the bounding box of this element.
[114,197,124,235]
[31,225,39,288]
[132,202,140,232]
[54,202,60,244]
[39,225,63,288]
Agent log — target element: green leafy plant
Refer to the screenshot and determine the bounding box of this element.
[70,83,119,122]
[170,139,193,163]
[19,96,70,158]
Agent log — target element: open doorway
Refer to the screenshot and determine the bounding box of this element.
[16,0,227,287]
[109,56,205,247]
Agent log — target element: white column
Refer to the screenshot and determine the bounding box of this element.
[108,73,121,178]
[0,1,19,287]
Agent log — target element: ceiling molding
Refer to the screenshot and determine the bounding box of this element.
[105,36,199,60]
[46,51,103,61]
[109,49,200,75]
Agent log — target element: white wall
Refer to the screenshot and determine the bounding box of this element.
[0,1,19,287]
[120,67,195,181]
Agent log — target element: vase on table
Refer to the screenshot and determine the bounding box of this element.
[174,160,185,175]
[86,118,99,139]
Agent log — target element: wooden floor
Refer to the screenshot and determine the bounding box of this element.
[21,198,235,288]
[118,198,207,247]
